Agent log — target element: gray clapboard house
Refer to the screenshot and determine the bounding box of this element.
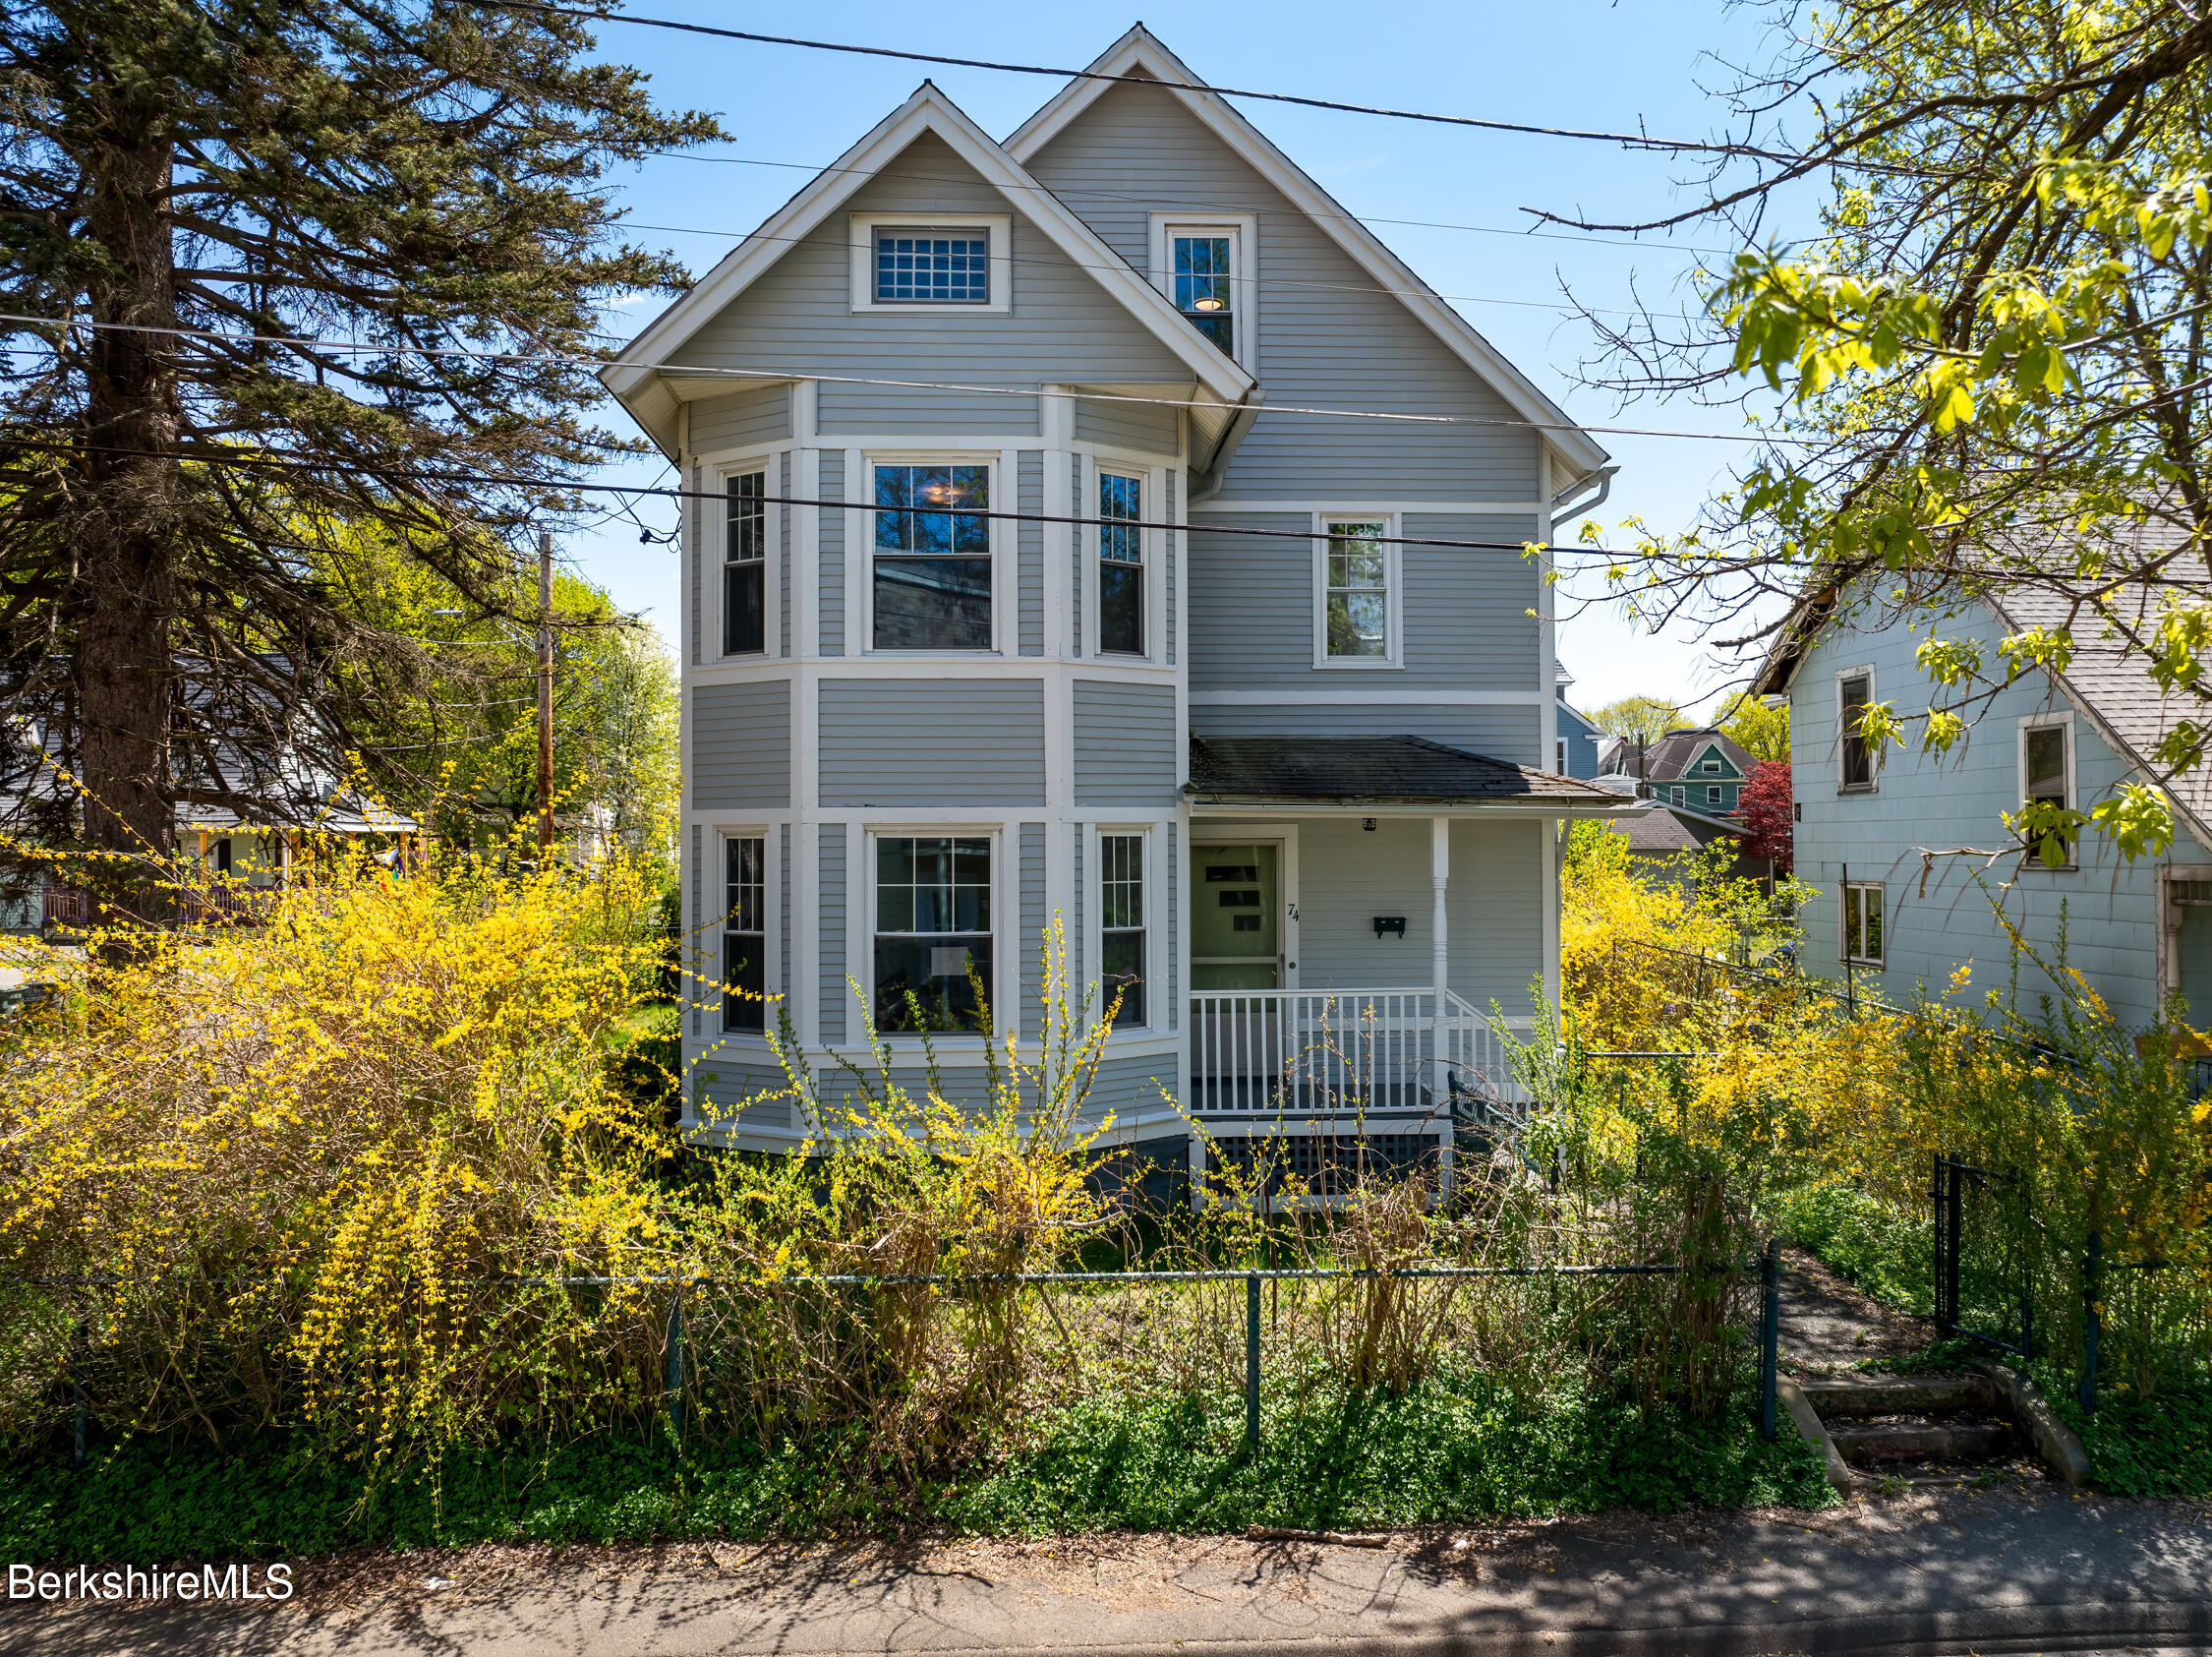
[604,28,1628,1183]
[1752,545,2212,1031]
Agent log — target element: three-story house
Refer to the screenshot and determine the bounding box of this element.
[605,27,1629,1193]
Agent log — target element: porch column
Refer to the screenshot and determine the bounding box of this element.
[1430,815,1454,1200]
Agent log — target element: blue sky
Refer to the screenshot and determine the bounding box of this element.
[569,0,1803,719]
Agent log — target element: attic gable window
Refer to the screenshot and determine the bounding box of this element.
[1150,215,1253,370]
[875,228,990,304]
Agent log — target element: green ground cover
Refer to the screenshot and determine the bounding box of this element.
[2,1369,1830,1561]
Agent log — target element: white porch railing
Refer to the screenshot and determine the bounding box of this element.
[1187,987,1529,1117]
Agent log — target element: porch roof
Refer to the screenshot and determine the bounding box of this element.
[1186,736,1640,815]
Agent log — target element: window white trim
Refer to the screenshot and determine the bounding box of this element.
[1086,823,1160,1033]
[1836,664,1878,793]
[860,451,1004,657]
[1842,880,1885,967]
[1080,453,1169,663]
[712,451,783,661]
[848,212,1013,315]
[861,825,1005,1043]
[714,825,780,1037]
[1311,511,1404,671]
[1148,212,1257,375]
[2017,711,2078,869]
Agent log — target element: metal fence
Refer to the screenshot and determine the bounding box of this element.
[31,1247,1789,1467]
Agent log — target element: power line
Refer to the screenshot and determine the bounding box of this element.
[654,149,1759,259]
[492,2,1920,176]
[6,440,1627,557]
[0,312,1805,446]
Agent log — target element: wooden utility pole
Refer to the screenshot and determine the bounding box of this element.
[537,530,554,858]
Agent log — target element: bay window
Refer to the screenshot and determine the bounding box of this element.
[1099,833,1146,1027]
[724,471,766,657]
[723,835,766,1032]
[873,835,992,1033]
[873,463,991,650]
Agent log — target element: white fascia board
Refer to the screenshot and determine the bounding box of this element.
[1004,29,1612,487]
[602,81,1253,455]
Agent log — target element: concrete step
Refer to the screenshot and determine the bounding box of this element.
[1828,1420,2011,1464]
[1798,1372,1996,1417]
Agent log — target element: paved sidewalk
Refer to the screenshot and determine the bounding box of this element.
[9,1487,2210,1657]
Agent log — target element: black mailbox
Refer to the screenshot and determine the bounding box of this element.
[1373,916,1407,938]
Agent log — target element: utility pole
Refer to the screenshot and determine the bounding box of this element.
[537,529,554,860]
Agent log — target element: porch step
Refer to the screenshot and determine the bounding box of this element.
[1798,1373,1995,1417]
[1828,1419,2011,1464]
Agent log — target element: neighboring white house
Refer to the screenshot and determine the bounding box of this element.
[603,27,1634,1188]
[1752,550,2212,1031]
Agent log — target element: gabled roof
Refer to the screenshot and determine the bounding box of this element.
[1187,735,1632,812]
[1004,27,1611,492]
[603,81,1257,457]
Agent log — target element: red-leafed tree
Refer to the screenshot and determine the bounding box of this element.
[1736,761,1793,873]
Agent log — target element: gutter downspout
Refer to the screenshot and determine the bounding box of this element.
[1186,387,1266,503]
[1549,463,1618,528]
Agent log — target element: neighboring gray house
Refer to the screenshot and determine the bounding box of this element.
[1752,565,2212,1030]
[603,28,1629,1186]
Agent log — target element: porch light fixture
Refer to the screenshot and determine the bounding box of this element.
[1373,916,1407,939]
[1362,817,1377,831]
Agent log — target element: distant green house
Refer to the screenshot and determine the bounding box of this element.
[1597,728,1757,815]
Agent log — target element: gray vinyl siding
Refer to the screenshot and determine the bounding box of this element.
[688,382,790,451]
[1075,394,1179,455]
[779,451,791,658]
[819,824,846,1044]
[691,680,791,808]
[1018,450,1044,656]
[819,449,844,654]
[1185,515,1540,696]
[1022,81,1543,502]
[1020,822,1046,1037]
[1788,595,2198,1029]
[1079,1052,1177,1127]
[818,381,1037,436]
[691,1064,793,1135]
[1165,470,1178,668]
[817,679,1046,805]
[1073,679,1180,804]
[666,132,1193,391]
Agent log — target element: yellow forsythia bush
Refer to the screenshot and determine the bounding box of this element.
[0,841,678,1457]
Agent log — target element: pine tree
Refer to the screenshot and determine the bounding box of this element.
[0,0,719,895]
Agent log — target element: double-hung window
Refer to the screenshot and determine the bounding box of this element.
[1099,834,1146,1028]
[873,836,991,1033]
[874,227,990,305]
[873,463,991,650]
[2021,719,2075,865]
[1839,672,1875,790]
[1321,520,1391,662]
[1173,234,1235,355]
[1097,471,1143,655]
[1842,882,1885,966]
[723,836,767,1032]
[724,472,767,656]
[1707,784,1722,807]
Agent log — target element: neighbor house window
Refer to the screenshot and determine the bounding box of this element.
[724,835,766,1032]
[1100,834,1146,1027]
[724,472,766,656]
[874,836,991,1033]
[1707,785,1722,806]
[1098,471,1143,655]
[1702,759,1721,774]
[1843,881,1885,966]
[1322,520,1390,661]
[1173,233,1235,354]
[1556,739,1568,774]
[2022,720,2074,864]
[1839,672,1874,789]
[873,464,991,650]
[875,227,989,304]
